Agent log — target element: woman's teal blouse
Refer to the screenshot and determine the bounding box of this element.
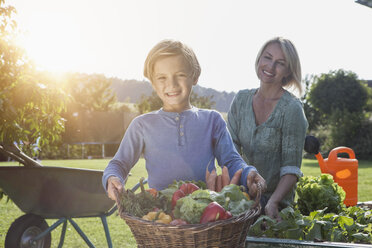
[227,88,308,207]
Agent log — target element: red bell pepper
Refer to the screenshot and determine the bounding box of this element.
[171,183,200,208]
[179,183,199,195]
[171,189,186,208]
[199,201,232,224]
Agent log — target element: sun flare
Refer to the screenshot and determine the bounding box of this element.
[17,12,83,73]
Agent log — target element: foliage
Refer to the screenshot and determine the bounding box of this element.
[305,69,372,157]
[0,2,66,155]
[137,91,162,114]
[1,158,372,246]
[308,70,368,115]
[350,121,372,159]
[137,90,215,114]
[42,73,123,159]
[301,75,323,132]
[249,206,372,244]
[296,174,345,215]
[190,92,215,109]
[63,73,117,113]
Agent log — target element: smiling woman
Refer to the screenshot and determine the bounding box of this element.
[16,12,84,72]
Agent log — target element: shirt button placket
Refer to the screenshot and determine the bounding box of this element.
[179,115,185,146]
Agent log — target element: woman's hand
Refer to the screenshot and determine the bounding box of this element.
[264,174,297,221]
[265,200,281,221]
[107,176,124,201]
[206,166,242,192]
[246,170,266,198]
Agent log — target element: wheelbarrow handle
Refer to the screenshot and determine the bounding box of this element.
[0,143,42,167]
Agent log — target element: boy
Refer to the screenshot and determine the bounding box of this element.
[103,40,265,200]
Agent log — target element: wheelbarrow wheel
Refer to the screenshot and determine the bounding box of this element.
[5,213,51,248]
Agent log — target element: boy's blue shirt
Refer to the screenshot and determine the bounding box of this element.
[102,107,256,191]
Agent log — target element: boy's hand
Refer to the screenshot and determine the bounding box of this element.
[206,166,242,192]
[246,171,266,198]
[107,176,124,201]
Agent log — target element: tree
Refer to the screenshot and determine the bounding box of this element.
[308,70,368,115]
[137,91,215,114]
[61,73,119,153]
[0,1,66,154]
[306,69,371,157]
[63,73,117,113]
[190,92,215,109]
[137,92,163,114]
[301,75,322,132]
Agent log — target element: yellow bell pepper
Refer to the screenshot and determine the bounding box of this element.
[142,211,172,224]
[243,192,250,200]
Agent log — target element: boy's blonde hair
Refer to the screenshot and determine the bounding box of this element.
[255,37,303,95]
[144,39,201,82]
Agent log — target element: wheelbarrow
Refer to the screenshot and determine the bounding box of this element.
[0,144,141,248]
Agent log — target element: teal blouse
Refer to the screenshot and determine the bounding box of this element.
[227,88,308,207]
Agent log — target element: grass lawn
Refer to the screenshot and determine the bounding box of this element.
[0,158,371,248]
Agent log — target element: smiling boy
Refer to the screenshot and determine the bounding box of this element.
[102,40,265,200]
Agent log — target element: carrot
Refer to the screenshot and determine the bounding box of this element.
[216,175,222,192]
[230,169,242,185]
[206,169,217,191]
[221,166,230,188]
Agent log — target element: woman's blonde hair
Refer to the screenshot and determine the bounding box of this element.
[255,37,303,95]
[144,39,201,82]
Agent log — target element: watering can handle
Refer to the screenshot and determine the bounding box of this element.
[328,146,356,161]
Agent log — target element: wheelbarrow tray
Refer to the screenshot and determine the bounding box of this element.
[0,166,114,218]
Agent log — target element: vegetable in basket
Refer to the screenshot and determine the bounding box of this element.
[118,178,158,217]
[171,182,200,208]
[142,211,172,224]
[200,201,232,224]
[146,188,158,198]
[173,184,255,224]
[170,219,188,225]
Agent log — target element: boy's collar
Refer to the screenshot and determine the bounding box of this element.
[159,106,198,117]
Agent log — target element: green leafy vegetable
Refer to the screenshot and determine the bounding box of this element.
[296,174,346,215]
[173,196,209,224]
[249,206,372,244]
[173,184,254,224]
[119,177,158,217]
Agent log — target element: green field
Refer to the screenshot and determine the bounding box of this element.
[0,158,371,248]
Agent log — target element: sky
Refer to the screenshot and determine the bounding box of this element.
[7,0,372,93]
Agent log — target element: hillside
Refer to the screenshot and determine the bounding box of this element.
[111,78,237,112]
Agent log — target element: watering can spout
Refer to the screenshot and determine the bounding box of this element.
[315,152,327,173]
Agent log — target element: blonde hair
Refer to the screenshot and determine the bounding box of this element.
[144,39,201,82]
[255,37,303,95]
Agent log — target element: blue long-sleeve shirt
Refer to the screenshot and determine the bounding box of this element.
[102,107,256,191]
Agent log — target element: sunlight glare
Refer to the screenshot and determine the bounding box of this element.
[17,12,84,73]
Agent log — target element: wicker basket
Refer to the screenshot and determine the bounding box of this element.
[116,191,261,248]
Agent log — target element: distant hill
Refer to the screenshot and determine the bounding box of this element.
[111,78,236,113]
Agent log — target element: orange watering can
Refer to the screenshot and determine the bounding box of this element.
[304,136,358,206]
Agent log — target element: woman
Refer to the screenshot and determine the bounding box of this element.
[227,37,308,220]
